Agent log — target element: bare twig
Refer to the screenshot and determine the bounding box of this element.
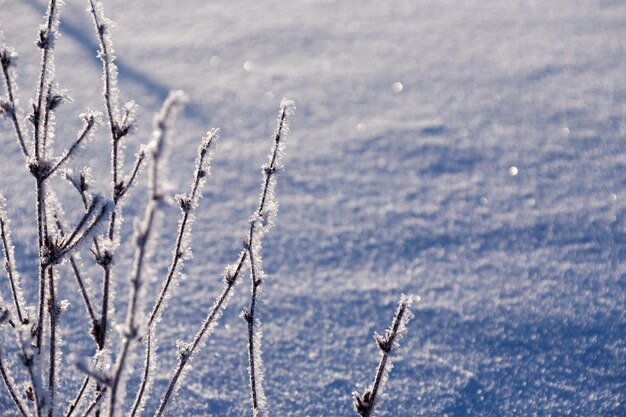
[155,99,294,417]
[149,129,218,327]
[116,148,146,202]
[353,295,413,417]
[0,347,30,417]
[33,0,61,161]
[81,388,105,417]
[243,227,266,416]
[65,375,90,417]
[47,266,57,417]
[52,213,97,326]
[88,0,132,354]
[0,198,27,325]
[46,113,98,179]
[0,47,29,158]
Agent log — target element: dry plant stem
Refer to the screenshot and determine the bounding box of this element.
[82,389,106,417]
[128,332,151,417]
[47,266,57,417]
[244,226,262,413]
[0,349,29,417]
[110,92,187,417]
[0,52,29,158]
[107,202,157,417]
[35,178,47,352]
[19,329,44,417]
[41,86,52,158]
[132,129,218,415]
[46,116,97,179]
[154,252,247,417]
[58,215,97,324]
[0,214,25,324]
[243,103,290,417]
[353,298,411,417]
[88,0,125,352]
[156,101,292,417]
[128,93,188,417]
[148,133,216,327]
[66,375,90,417]
[34,0,58,161]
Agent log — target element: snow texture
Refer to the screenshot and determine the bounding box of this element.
[1,0,626,416]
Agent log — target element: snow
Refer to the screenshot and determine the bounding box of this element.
[1,0,625,416]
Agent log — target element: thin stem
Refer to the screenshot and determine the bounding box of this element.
[154,255,246,417]
[47,266,57,417]
[18,329,43,417]
[49,202,109,267]
[127,92,186,416]
[244,229,262,412]
[352,297,412,417]
[156,99,294,417]
[0,213,26,325]
[0,49,29,158]
[65,375,90,417]
[46,115,97,179]
[53,214,97,325]
[81,388,105,417]
[34,0,59,161]
[128,332,151,417]
[0,348,30,417]
[107,203,157,417]
[88,0,123,355]
[148,130,217,328]
[41,85,52,159]
[35,178,46,352]
[117,149,145,202]
[59,198,100,252]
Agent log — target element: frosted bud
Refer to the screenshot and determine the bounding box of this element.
[223,264,237,285]
[0,306,9,325]
[0,47,18,68]
[0,99,13,117]
[176,340,192,361]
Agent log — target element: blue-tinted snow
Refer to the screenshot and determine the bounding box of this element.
[0,0,625,416]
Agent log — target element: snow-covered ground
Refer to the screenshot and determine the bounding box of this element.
[1,0,625,415]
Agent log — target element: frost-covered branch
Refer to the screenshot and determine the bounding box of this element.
[242,227,267,417]
[240,99,294,417]
[149,128,218,327]
[88,0,139,354]
[353,295,413,417]
[33,0,62,161]
[46,112,99,179]
[43,197,111,267]
[0,346,30,417]
[52,212,97,326]
[65,375,89,417]
[155,99,294,417]
[129,127,218,416]
[124,91,188,417]
[0,46,29,158]
[0,196,27,326]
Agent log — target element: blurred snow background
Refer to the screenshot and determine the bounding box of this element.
[1,0,625,415]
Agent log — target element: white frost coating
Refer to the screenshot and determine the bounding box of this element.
[250,323,268,417]
[87,0,120,123]
[353,295,414,417]
[34,0,65,160]
[0,194,27,325]
[149,128,219,328]
[243,99,295,417]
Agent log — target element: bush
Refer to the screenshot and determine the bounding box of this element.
[0,1,412,416]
